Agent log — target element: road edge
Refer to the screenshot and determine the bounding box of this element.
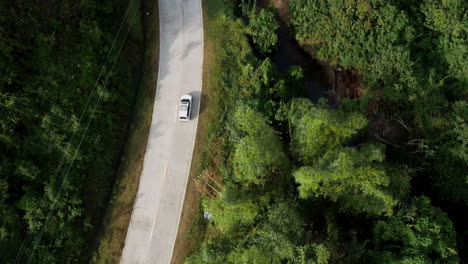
[168,0,205,262]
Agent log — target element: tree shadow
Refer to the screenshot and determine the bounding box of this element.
[182,40,201,59]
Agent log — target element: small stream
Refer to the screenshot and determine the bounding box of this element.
[271,11,330,102]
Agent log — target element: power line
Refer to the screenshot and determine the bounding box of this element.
[14,0,138,262]
[27,18,134,263]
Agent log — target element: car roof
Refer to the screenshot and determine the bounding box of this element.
[181,94,192,100]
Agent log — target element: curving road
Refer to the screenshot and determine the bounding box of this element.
[120,0,203,263]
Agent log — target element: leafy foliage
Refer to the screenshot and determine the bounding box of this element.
[294,143,410,215]
[290,0,416,99]
[246,6,280,54]
[289,0,467,134]
[231,105,288,186]
[0,0,142,262]
[187,0,465,263]
[278,98,367,164]
[431,101,468,203]
[369,196,459,263]
[203,189,266,232]
[192,199,332,264]
[288,1,467,257]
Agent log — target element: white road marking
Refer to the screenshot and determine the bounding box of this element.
[148,220,156,242]
[148,165,168,242]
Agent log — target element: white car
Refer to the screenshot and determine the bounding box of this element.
[178,95,192,121]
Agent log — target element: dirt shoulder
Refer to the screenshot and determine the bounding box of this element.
[89,0,160,263]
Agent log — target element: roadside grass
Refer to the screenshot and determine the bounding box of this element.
[89,0,160,263]
[171,0,225,263]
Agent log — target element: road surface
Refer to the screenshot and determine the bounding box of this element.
[120,0,203,263]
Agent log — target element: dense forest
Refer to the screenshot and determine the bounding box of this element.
[187,0,467,263]
[0,0,143,263]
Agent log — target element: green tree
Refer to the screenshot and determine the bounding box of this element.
[420,0,468,86]
[253,202,306,259]
[0,0,143,262]
[187,1,468,263]
[369,196,459,263]
[290,0,415,99]
[227,246,282,264]
[238,58,289,117]
[432,101,468,203]
[247,5,280,54]
[294,144,410,215]
[223,201,330,264]
[203,189,267,232]
[185,235,234,264]
[231,105,288,186]
[278,98,367,164]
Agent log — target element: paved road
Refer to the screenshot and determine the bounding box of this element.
[120,0,203,263]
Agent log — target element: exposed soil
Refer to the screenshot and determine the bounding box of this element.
[270,0,292,22]
[330,66,363,103]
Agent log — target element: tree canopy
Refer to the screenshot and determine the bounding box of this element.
[186,0,466,263]
[230,104,288,186]
[246,5,280,54]
[294,143,410,215]
[277,98,367,164]
[369,196,459,263]
[0,0,143,262]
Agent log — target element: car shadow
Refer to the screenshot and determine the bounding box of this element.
[188,90,205,120]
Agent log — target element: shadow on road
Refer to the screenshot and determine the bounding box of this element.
[189,90,204,119]
[182,40,201,59]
